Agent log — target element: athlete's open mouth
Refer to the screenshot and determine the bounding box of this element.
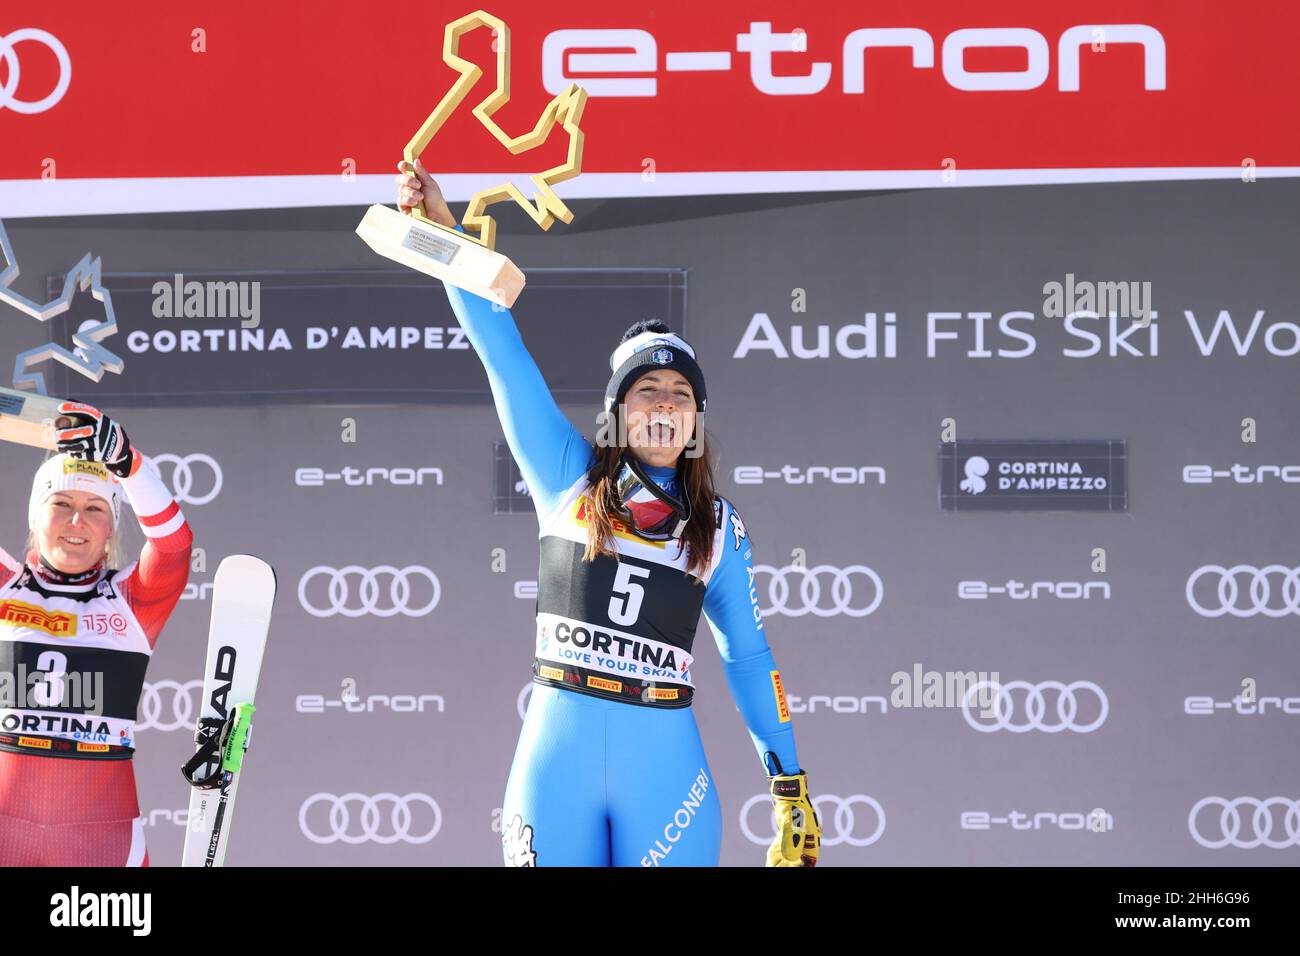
[60,535,88,546]
[648,413,676,445]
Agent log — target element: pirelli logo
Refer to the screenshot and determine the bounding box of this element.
[18,736,52,750]
[771,670,791,723]
[77,742,110,753]
[573,498,666,549]
[539,665,565,682]
[587,675,622,693]
[648,687,680,701]
[0,600,76,637]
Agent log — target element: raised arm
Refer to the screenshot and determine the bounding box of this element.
[443,243,593,519]
[397,159,593,518]
[701,498,800,776]
[116,459,192,649]
[50,402,191,648]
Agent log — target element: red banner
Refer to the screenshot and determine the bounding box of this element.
[1,1,1296,215]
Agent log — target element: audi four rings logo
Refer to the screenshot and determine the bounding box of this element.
[146,453,223,505]
[298,565,442,618]
[135,679,204,732]
[740,793,885,848]
[753,564,883,618]
[1185,565,1300,618]
[961,680,1109,733]
[299,792,442,845]
[0,29,71,114]
[1188,797,1300,849]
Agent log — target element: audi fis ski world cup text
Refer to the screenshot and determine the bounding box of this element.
[732,309,1300,359]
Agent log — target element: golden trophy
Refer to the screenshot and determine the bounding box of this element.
[355,9,588,307]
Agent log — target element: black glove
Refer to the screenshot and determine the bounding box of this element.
[54,401,140,479]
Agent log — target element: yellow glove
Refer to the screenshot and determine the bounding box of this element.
[766,770,821,867]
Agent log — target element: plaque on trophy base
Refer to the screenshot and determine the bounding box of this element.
[356,204,525,307]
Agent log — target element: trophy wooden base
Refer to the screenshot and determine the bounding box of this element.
[0,386,66,449]
[355,204,525,308]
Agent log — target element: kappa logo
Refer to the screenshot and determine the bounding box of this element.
[728,509,747,551]
[501,813,538,866]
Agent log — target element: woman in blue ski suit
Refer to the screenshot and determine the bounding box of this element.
[398,160,820,867]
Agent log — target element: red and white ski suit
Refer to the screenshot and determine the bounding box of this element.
[0,464,190,866]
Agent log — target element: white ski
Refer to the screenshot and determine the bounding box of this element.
[181,554,276,867]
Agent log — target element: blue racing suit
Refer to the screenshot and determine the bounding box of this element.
[445,249,800,867]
